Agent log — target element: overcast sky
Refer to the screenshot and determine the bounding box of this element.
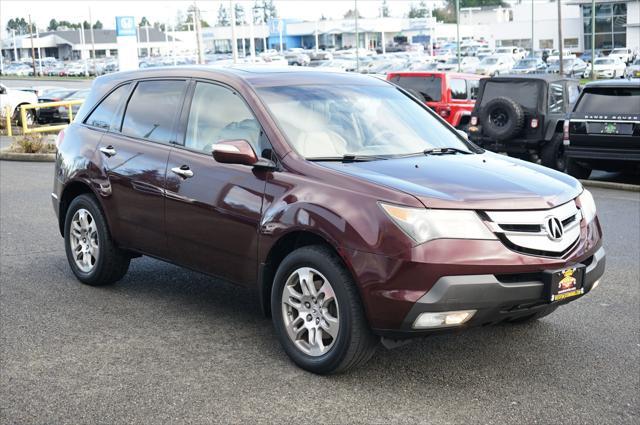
[1,0,446,33]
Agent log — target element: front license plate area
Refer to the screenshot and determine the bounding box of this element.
[544,265,585,302]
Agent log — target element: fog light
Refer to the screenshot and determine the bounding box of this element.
[591,279,600,290]
[413,310,476,329]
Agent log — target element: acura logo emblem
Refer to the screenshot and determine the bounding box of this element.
[545,216,564,241]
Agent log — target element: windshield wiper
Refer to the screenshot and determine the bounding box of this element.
[422,147,472,156]
[307,154,390,162]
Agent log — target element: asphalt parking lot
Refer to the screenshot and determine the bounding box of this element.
[1,160,638,424]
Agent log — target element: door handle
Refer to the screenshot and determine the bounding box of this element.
[171,165,194,179]
[99,146,116,157]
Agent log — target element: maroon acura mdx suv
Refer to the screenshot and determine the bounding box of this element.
[53,67,605,374]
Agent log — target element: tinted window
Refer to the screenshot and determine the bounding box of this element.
[481,81,539,110]
[575,87,640,114]
[389,76,442,102]
[450,79,467,100]
[85,84,130,130]
[548,82,565,113]
[122,80,186,143]
[185,82,264,155]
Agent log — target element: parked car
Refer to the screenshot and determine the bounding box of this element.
[566,79,640,178]
[284,51,311,66]
[387,71,481,130]
[547,58,588,78]
[437,56,480,73]
[53,67,605,374]
[37,88,88,123]
[608,47,634,64]
[626,58,640,78]
[585,57,627,79]
[475,55,514,76]
[511,58,548,74]
[495,46,526,61]
[580,50,603,64]
[467,74,581,170]
[0,83,38,125]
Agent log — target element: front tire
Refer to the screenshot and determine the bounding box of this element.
[271,245,378,374]
[64,194,130,286]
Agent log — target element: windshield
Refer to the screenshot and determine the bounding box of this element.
[481,58,498,65]
[515,59,537,68]
[595,58,613,64]
[575,87,640,114]
[256,84,472,159]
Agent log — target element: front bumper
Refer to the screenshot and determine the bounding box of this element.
[347,218,604,336]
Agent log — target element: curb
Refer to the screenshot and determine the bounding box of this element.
[0,150,55,162]
[580,179,640,192]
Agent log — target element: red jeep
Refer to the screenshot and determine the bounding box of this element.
[387,71,482,130]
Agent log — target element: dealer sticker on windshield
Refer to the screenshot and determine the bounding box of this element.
[549,266,585,302]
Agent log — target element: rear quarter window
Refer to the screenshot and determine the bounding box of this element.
[84,83,131,130]
[389,75,442,102]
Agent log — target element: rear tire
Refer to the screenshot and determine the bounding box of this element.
[541,133,567,171]
[567,158,592,179]
[271,245,378,374]
[16,109,35,127]
[64,194,130,286]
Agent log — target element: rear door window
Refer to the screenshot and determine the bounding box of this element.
[450,78,467,100]
[389,75,442,102]
[121,80,187,144]
[84,83,131,130]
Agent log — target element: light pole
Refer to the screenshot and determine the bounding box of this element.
[590,0,595,79]
[456,0,461,72]
[354,0,359,72]
[230,0,238,62]
[531,0,534,56]
[557,0,564,75]
[28,15,36,76]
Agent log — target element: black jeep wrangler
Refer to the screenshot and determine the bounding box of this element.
[467,75,581,170]
[566,79,640,179]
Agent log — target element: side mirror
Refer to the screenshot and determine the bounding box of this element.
[212,139,276,169]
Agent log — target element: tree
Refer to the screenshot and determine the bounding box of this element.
[153,21,166,31]
[92,20,103,29]
[82,21,90,30]
[6,17,35,35]
[216,4,229,26]
[381,0,390,18]
[320,14,328,21]
[431,0,506,24]
[234,4,245,25]
[260,0,278,24]
[343,9,363,19]
[47,19,59,31]
[139,16,150,28]
[408,1,429,19]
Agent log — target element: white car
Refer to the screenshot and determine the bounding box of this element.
[587,57,627,79]
[608,48,634,64]
[0,83,38,126]
[475,55,514,76]
[625,58,640,78]
[437,56,480,73]
[495,46,526,61]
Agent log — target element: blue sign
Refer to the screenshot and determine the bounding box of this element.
[116,16,136,37]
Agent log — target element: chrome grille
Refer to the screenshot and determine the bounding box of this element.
[484,201,582,257]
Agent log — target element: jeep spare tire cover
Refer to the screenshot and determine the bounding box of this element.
[480,96,525,141]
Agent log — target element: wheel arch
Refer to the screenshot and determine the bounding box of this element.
[58,180,102,236]
[258,229,356,318]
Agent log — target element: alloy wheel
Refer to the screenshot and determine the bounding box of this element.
[69,208,99,273]
[281,267,340,356]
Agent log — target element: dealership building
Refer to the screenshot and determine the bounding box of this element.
[2,0,638,62]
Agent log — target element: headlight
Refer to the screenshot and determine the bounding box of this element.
[379,203,496,244]
[578,189,597,224]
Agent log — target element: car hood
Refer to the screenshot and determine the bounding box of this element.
[318,152,582,210]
